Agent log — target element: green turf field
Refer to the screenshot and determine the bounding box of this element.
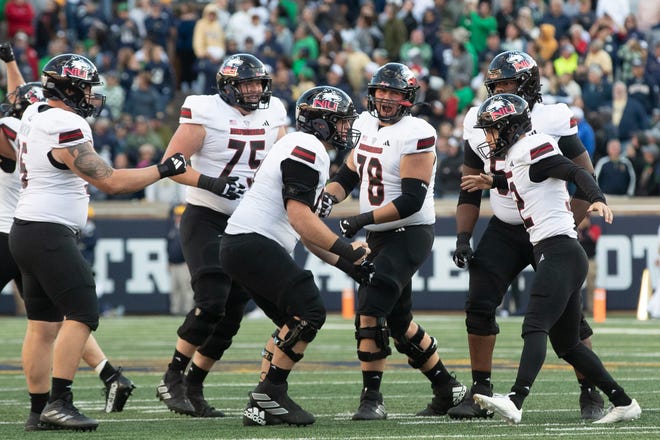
[1,313,658,439]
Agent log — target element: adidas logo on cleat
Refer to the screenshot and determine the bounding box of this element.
[244,406,267,425]
[452,385,468,405]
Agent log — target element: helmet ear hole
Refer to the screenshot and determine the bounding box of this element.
[311,118,331,140]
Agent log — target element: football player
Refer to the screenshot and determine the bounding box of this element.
[449,50,605,420]
[0,43,136,429]
[322,63,467,420]
[155,54,288,418]
[9,53,186,432]
[471,93,640,425]
[220,86,369,426]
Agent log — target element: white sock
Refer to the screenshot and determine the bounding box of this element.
[94,359,108,375]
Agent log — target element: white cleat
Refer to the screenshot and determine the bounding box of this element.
[473,393,522,425]
[593,399,641,424]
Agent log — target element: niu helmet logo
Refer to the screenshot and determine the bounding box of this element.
[312,92,340,111]
[485,99,516,122]
[62,59,93,80]
[506,53,533,72]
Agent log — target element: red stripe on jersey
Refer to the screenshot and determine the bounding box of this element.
[59,129,84,144]
[358,143,382,154]
[505,170,512,178]
[569,118,577,128]
[230,128,266,136]
[1,125,16,141]
[530,142,554,160]
[180,107,192,119]
[417,136,435,150]
[291,146,316,164]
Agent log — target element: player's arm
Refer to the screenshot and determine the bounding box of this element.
[558,134,595,225]
[51,141,185,194]
[337,150,435,238]
[0,126,16,161]
[282,158,369,264]
[161,122,205,186]
[0,43,26,95]
[325,152,358,202]
[530,154,604,203]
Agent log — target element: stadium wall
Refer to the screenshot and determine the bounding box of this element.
[2,213,657,314]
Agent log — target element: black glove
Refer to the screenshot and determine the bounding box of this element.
[157,152,186,178]
[335,258,375,285]
[339,212,374,238]
[315,192,338,217]
[0,43,15,63]
[452,232,473,269]
[198,175,246,200]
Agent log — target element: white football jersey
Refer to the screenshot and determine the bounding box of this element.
[226,131,330,253]
[0,116,21,233]
[179,94,287,215]
[504,132,577,245]
[351,112,437,231]
[14,103,92,231]
[464,102,576,225]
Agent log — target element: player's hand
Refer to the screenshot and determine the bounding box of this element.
[351,240,370,264]
[587,202,613,224]
[354,259,375,285]
[210,176,247,200]
[0,43,15,63]
[315,192,338,217]
[157,153,186,178]
[461,173,493,192]
[339,212,374,238]
[452,232,473,269]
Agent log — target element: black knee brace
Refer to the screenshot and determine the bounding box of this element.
[465,311,500,336]
[355,316,392,362]
[274,318,318,363]
[177,307,222,347]
[394,325,437,369]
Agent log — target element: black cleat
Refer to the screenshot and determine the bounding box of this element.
[104,367,136,413]
[185,383,225,418]
[417,374,468,416]
[447,383,494,419]
[39,392,98,431]
[243,379,315,426]
[580,387,605,421]
[156,369,196,416]
[352,388,387,420]
[24,411,55,431]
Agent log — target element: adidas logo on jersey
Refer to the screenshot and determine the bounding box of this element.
[383,140,390,146]
[262,120,270,126]
[244,406,267,425]
[539,254,545,263]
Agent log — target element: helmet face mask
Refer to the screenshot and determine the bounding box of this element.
[474,93,532,158]
[367,62,419,124]
[2,82,44,118]
[484,51,541,109]
[296,86,361,151]
[41,54,105,118]
[216,54,272,112]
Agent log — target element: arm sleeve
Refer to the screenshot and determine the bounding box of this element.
[280,158,320,209]
[557,134,587,160]
[529,155,605,203]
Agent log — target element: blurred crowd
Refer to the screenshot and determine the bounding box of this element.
[1,0,659,199]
